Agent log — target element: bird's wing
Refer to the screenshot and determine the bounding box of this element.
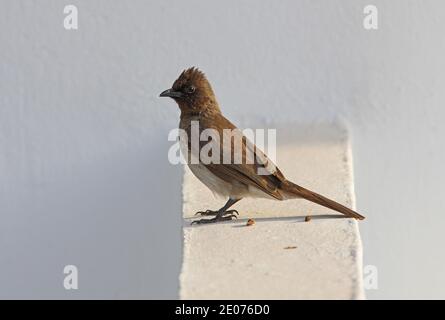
[202,114,286,200]
[195,114,365,220]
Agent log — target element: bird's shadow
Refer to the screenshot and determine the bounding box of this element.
[230,214,349,228]
[184,214,350,228]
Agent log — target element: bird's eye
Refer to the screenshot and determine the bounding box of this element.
[186,86,196,94]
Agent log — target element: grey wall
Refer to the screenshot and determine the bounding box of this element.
[1,0,444,299]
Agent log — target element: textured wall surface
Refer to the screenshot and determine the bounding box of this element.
[1,0,444,299]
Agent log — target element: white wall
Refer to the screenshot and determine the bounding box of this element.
[1,0,444,299]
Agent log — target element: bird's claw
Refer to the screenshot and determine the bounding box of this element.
[227,209,239,216]
[191,214,238,225]
[195,209,217,216]
[195,209,239,216]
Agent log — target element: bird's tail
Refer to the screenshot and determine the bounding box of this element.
[281,180,365,220]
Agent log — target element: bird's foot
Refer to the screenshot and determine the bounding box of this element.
[195,209,239,217]
[191,213,238,225]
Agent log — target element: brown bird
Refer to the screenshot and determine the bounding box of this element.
[160,67,365,224]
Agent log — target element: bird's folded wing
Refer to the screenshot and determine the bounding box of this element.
[204,127,286,200]
[206,162,284,200]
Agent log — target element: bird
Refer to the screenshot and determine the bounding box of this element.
[160,67,365,224]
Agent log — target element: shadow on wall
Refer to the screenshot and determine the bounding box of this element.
[0,133,182,299]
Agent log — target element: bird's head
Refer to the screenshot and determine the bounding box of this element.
[160,67,219,114]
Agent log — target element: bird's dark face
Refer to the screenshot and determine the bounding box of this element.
[160,67,217,112]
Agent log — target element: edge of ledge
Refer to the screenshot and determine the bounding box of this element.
[179,123,365,299]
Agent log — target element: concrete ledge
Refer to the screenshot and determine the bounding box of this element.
[179,124,365,299]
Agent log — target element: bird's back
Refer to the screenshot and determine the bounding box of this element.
[179,111,289,200]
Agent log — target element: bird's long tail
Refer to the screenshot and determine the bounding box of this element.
[281,180,365,220]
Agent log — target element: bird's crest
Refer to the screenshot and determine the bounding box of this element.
[173,67,209,91]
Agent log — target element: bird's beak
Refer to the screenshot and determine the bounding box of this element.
[159,88,182,98]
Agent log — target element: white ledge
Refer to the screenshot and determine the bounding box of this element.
[179,124,365,299]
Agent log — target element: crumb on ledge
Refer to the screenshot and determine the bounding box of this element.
[305,216,312,222]
[246,218,255,226]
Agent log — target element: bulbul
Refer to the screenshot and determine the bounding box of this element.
[160,67,365,224]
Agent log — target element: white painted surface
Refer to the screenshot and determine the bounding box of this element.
[181,125,364,299]
[1,0,444,298]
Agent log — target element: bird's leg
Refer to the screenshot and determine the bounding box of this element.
[192,198,241,224]
[195,198,240,217]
